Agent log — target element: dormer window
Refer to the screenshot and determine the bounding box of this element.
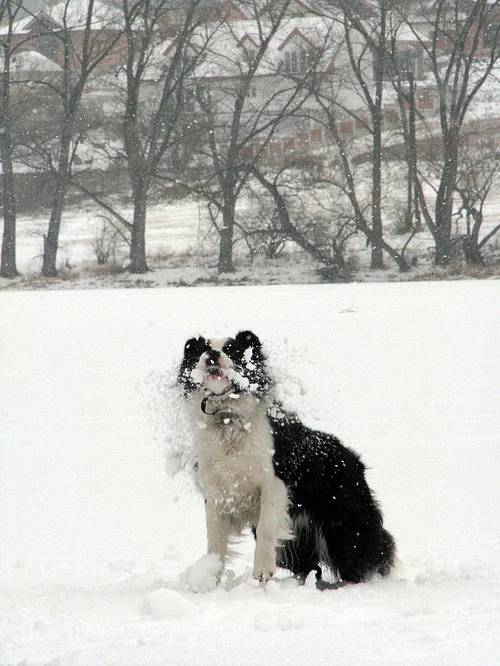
[284,50,298,73]
[243,47,257,67]
[283,48,310,74]
[279,28,315,75]
[238,33,259,68]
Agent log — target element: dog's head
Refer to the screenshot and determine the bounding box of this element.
[178,330,271,398]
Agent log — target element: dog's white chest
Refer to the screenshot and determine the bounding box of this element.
[194,412,274,518]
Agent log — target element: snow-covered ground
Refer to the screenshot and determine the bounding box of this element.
[1,281,499,665]
[8,200,204,276]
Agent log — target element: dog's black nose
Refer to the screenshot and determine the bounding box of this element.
[206,349,220,365]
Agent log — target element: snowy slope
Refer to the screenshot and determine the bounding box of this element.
[1,281,499,665]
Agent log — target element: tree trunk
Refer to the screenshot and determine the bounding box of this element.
[0,139,18,278]
[41,177,70,277]
[218,180,236,273]
[434,180,455,266]
[462,235,484,265]
[371,88,384,268]
[434,207,453,266]
[218,208,235,273]
[370,9,386,270]
[129,182,149,273]
[0,40,18,279]
[371,108,385,270]
[123,73,150,274]
[434,131,459,267]
[434,230,452,266]
[405,73,423,234]
[463,215,485,265]
[41,122,73,277]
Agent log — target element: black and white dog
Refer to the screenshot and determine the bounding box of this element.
[178,330,395,587]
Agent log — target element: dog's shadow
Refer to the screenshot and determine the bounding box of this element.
[315,579,350,591]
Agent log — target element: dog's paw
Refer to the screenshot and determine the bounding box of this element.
[179,553,223,593]
[253,568,274,583]
[252,554,276,582]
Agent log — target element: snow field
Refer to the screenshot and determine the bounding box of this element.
[0,281,499,664]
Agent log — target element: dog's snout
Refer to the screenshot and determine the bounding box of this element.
[206,349,221,366]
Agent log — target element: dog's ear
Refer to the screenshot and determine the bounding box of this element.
[178,336,208,393]
[232,330,269,396]
[235,330,262,351]
[183,336,208,361]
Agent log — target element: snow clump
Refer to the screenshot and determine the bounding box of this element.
[179,553,223,593]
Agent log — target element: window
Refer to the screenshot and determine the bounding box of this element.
[379,50,424,81]
[184,87,196,112]
[242,47,257,67]
[284,50,298,73]
[484,23,500,49]
[283,48,310,74]
[395,51,413,77]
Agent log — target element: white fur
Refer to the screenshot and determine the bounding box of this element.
[185,390,290,586]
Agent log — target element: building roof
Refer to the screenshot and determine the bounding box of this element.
[0,14,34,36]
[0,0,124,35]
[11,49,62,71]
[160,14,340,79]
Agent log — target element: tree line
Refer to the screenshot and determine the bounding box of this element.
[1,0,500,281]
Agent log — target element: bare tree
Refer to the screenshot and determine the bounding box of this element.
[190,0,319,273]
[455,134,500,264]
[305,0,416,271]
[398,0,500,266]
[389,54,423,234]
[120,0,214,273]
[0,0,21,278]
[27,0,127,277]
[248,158,359,280]
[240,187,289,261]
[312,0,396,269]
[91,215,124,265]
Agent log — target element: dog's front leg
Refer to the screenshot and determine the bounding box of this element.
[253,476,288,582]
[205,500,231,568]
[179,501,229,592]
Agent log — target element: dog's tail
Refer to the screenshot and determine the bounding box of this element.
[377,527,396,577]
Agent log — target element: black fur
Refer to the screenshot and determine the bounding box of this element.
[178,330,395,583]
[178,336,209,393]
[270,408,395,582]
[222,330,271,398]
